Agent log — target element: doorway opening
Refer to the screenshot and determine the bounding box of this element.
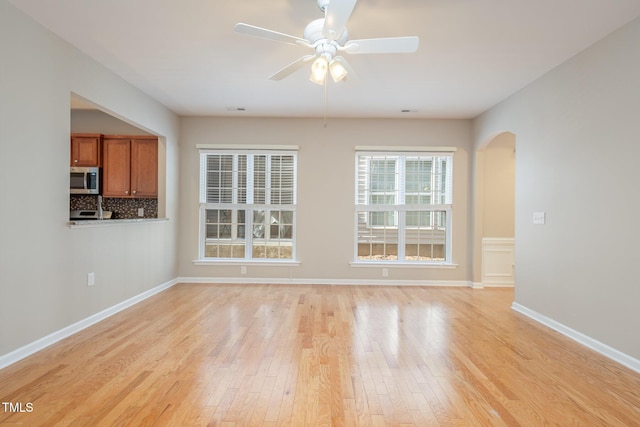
[474,132,515,287]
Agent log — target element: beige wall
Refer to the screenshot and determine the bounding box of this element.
[0,1,180,358]
[178,117,473,284]
[71,109,153,135]
[473,17,640,360]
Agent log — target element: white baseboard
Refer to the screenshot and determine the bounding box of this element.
[177,277,473,287]
[482,282,515,288]
[512,302,640,374]
[473,281,516,289]
[0,278,178,370]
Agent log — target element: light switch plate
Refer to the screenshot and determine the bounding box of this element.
[533,212,546,225]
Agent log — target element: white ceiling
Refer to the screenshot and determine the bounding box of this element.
[9,0,640,119]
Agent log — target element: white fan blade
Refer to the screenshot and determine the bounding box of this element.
[269,55,316,81]
[323,0,357,41]
[235,23,308,47]
[343,36,419,54]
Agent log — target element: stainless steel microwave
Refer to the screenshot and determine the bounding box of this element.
[70,167,100,194]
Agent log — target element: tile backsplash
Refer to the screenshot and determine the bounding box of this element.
[70,195,158,219]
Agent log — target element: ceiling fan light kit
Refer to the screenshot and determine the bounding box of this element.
[329,59,348,83]
[310,55,329,84]
[235,0,419,85]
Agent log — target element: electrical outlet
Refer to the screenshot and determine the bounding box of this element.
[87,272,95,286]
[240,266,247,275]
[137,208,144,217]
[533,212,546,225]
[382,268,389,277]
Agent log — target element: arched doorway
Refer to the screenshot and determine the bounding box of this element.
[473,132,516,288]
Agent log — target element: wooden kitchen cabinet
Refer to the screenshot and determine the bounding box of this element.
[70,133,101,166]
[102,135,158,198]
[131,138,158,198]
[102,137,130,197]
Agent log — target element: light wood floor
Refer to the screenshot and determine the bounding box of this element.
[1,284,639,426]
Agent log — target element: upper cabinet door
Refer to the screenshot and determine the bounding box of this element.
[102,138,131,197]
[70,134,101,166]
[131,138,158,198]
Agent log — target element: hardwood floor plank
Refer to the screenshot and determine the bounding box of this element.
[1,284,639,426]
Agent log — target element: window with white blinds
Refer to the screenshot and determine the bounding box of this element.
[355,152,453,263]
[199,150,297,261]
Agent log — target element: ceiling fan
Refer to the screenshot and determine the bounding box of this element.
[235,0,420,85]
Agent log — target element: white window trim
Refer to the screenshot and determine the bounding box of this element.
[197,144,299,151]
[349,261,458,268]
[354,146,457,153]
[197,149,298,263]
[354,150,454,265]
[193,259,301,266]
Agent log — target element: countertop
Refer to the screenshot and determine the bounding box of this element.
[68,217,169,228]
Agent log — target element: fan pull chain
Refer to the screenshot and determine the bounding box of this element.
[323,76,328,128]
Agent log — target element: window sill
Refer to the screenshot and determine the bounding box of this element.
[350,261,458,269]
[193,259,301,266]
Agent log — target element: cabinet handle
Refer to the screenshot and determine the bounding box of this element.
[125,190,129,194]
[74,159,78,163]
[132,190,137,194]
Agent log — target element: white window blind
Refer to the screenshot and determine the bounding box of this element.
[355,152,454,263]
[199,150,297,261]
